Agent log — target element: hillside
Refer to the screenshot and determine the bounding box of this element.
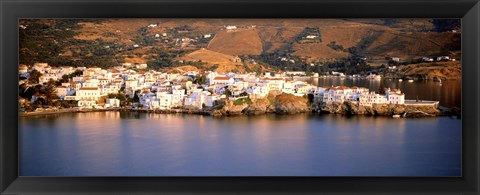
[207,29,263,56]
[401,61,461,80]
[177,48,243,72]
[19,18,461,73]
[384,61,461,80]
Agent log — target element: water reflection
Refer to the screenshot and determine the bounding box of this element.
[20,112,461,176]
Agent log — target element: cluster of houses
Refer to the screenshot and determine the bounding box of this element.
[421,56,456,62]
[21,62,410,110]
[313,86,405,107]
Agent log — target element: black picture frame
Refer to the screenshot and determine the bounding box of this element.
[1,0,479,194]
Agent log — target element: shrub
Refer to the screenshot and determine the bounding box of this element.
[233,97,252,106]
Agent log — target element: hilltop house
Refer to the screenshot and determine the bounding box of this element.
[225,25,237,30]
[230,56,242,63]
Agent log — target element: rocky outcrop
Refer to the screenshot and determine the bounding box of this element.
[224,100,249,116]
[274,93,311,114]
[210,93,311,117]
[243,98,274,115]
[321,101,442,117]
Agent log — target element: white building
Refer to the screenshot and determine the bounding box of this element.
[39,74,57,84]
[19,65,29,74]
[106,98,120,108]
[422,57,434,62]
[72,76,85,83]
[264,78,285,91]
[211,76,234,85]
[55,86,69,99]
[78,100,97,108]
[283,82,296,94]
[247,84,268,98]
[76,87,102,101]
[225,25,237,30]
[156,91,183,109]
[359,92,388,107]
[385,88,405,105]
[436,56,450,61]
[184,90,211,109]
[101,85,120,95]
[136,64,148,69]
[33,63,49,72]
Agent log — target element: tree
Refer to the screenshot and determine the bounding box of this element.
[195,74,207,85]
[224,88,232,97]
[378,83,386,94]
[133,90,141,102]
[28,69,42,83]
[43,79,59,105]
[59,74,70,83]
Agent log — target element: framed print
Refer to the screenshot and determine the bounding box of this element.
[1,0,479,194]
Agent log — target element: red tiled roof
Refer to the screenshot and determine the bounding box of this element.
[80,87,99,90]
[213,76,231,80]
[264,78,284,80]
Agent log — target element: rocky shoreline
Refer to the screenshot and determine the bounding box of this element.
[21,93,460,118]
[317,101,460,118]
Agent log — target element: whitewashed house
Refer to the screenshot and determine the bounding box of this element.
[136,64,148,69]
[19,65,29,75]
[55,86,69,99]
[359,92,388,107]
[211,76,234,85]
[101,85,120,95]
[72,76,85,83]
[282,82,296,94]
[264,78,285,91]
[76,87,102,101]
[39,74,57,84]
[78,100,97,108]
[106,98,120,108]
[225,25,237,30]
[33,63,49,72]
[247,84,268,98]
[385,88,405,104]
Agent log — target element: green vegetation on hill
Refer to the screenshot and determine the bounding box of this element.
[20,19,126,68]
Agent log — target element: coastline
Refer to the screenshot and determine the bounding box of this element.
[20,107,211,117]
[20,103,460,118]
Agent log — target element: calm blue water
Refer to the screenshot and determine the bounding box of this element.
[19,112,461,176]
